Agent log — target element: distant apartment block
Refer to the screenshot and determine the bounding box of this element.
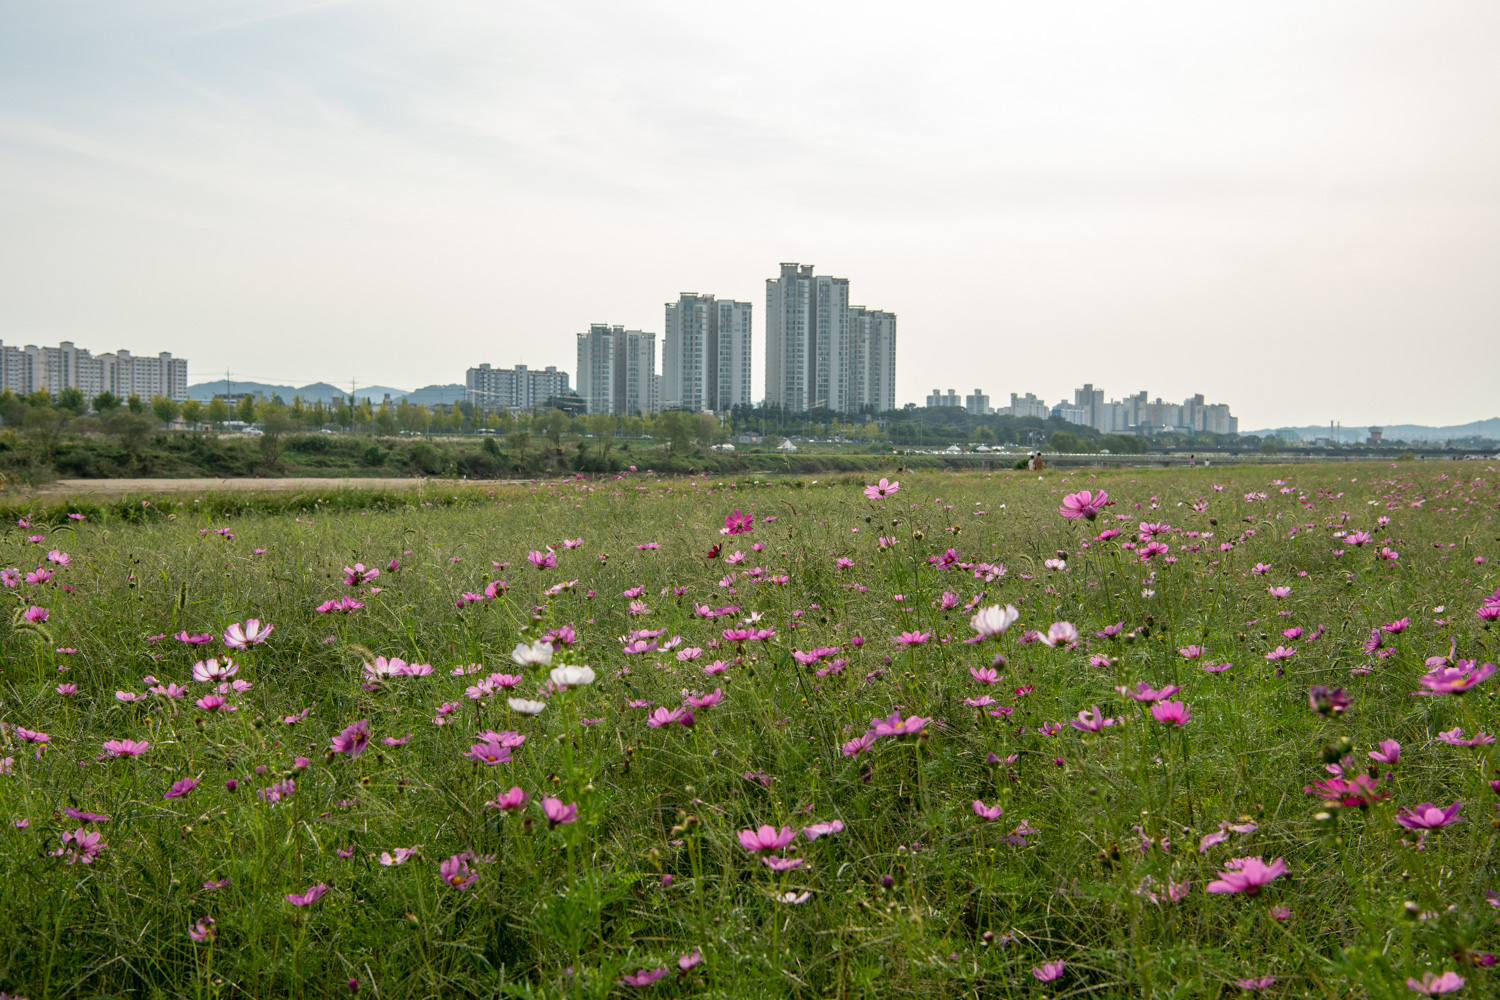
[926,388,961,408]
[765,263,896,413]
[848,307,896,413]
[465,363,570,410]
[964,389,991,415]
[1004,392,1052,420]
[0,339,188,401]
[663,294,752,412]
[575,324,659,416]
[1062,383,1238,435]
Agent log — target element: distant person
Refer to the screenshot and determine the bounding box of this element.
[1032,452,1045,473]
[1189,454,1197,467]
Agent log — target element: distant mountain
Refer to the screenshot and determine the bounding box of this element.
[1243,417,1500,444]
[185,381,466,406]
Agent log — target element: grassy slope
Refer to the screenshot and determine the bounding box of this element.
[0,463,1496,998]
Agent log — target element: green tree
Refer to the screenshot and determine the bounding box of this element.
[56,387,86,416]
[658,410,695,459]
[0,389,24,427]
[1048,430,1086,453]
[126,394,145,414]
[234,396,257,424]
[206,397,230,425]
[536,409,569,456]
[374,403,396,436]
[447,408,465,434]
[257,403,292,466]
[102,407,155,455]
[151,395,180,425]
[180,398,203,424]
[585,413,617,465]
[92,391,121,414]
[507,430,533,468]
[23,404,69,457]
[1259,437,1281,455]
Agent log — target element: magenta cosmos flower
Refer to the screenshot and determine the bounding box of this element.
[330,719,371,758]
[619,968,669,987]
[890,630,931,647]
[1118,681,1182,703]
[164,777,201,800]
[102,739,150,757]
[864,478,900,500]
[1206,857,1286,895]
[1059,489,1109,520]
[1368,739,1401,765]
[1394,802,1464,830]
[1149,701,1191,727]
[1071,706,1115,732]
[24,605,49,623]
[54,828,105,865]
[439,854,479,890]
[487,787,529,812]
[722,509,754,535]
[867,711,930,739]
[1406,971,1466,995]
[1416,660,1495,695]
[223,619,273,648]
[541,797,578,827]
[972,800,1003,820]
[1033,961,1065,982]
[285,883,330,907]
[526,549,557,569]
[738,824,797,854]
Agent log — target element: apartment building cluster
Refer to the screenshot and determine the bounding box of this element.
[1061,384,1237,435]
[464,364,570,410]
[765,263,896,414]
[467,261,899,418]
[0,339,189,402]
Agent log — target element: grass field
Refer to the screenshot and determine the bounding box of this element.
[1,463,1497,999]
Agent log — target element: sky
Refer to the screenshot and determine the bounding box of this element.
[2,0,1498,429]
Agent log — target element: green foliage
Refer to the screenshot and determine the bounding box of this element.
[150,394,180,425]
[92,391,121,413]
[206,397,231,424]
[55,386,87,416]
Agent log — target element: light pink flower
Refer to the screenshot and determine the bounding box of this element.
[1206,857,1286,895]
[223,619,273,648]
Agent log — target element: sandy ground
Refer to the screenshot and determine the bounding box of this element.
[15,477,526,498]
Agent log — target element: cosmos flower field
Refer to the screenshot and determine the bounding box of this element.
[1,463,1497,998]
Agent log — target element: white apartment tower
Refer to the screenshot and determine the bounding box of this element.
[663,294,753,412]
[766,264,894,413]
[575,324,659,416]
[0,340,188,401]
[465,364,571,410]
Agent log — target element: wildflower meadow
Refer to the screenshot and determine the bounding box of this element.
[1,463,1497,998]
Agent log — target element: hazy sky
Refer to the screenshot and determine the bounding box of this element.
[2,1,1498,428]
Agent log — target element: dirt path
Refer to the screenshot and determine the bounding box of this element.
[16,477,527,498]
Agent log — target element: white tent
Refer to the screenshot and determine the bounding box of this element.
[778,439,798,453]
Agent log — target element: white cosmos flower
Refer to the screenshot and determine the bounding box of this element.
[969,604,1019,638]
[776,891,812,904]
[510,640,554,667]
[549,665,596,687]
[1039,622,1080,648]
[507,697,547,715]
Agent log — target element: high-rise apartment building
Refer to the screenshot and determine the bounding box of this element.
[1061,384,1237,435]
[765,263,895,413]
[848,307,896,413]
[926,389,962,408]
[0,340,188,401]
[575,324,659,416]
[465,364,570,410]
[663,294,752,412]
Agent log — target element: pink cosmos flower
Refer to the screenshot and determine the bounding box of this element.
[1038,621,1079,648]
[1406,972,1466,995]
[762,855,805,871]
[1266,587,1291,598]
[116,690,148,703]
[1416,660,1495,695]
[192,658,238,683]
[164,777,201,800]
[890,631,931,647]
[102,739,150,757]
[1395,802,1464,829]
[195,693,235,713]
[1206,856,1287,895]
[342,563,379,586]
[867,711,930,739]
[526,549,557,569]
[487,787,530,812]
[722,509,754,535]
[542,797,578,827]
[973,800,1003,820]
[1235,976,1277,991]
[222,619,272,648]
[864,478,900,500]
[1150,701,1191,727]
[379,846,422,866]
[1368,740,1402,764]
[647,706,688,728]
[330,719,371,758]
[1059,489,1108,520]
[188,916,216,942]
[841,734,875,756]
[439,854,479,890]
[803,820,844,840]
[738,824,797,854]
[1436,728,1494,747]
[1265,646,1296,661]
[23,606,49,623]
[1033,961,1064,982]
[54,828,105,865]
[1071,706,1115,732]
[619,969,669,987]
[1178,645,1205,659]
[468,740,514,765]
[175,631,215,645]
[969,603,1019,638]
[1119,681,1182,703]
[285,883,330,907]
[678,948,703,971]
